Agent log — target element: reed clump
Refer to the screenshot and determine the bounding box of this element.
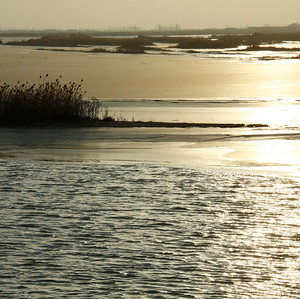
[0,75,103,124]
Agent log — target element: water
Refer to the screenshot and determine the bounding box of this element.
[1,42,300,297]
[1,159,300,298]
[103,98,300,128]
[2,45,300,101]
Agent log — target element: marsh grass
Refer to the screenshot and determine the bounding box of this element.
[7,34,153,48]
[10,32,300,51]
[116,45,145,54]
[90,47,110,53]
[0,75,104,124]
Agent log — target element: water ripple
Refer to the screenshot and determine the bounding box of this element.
[1,160,300,297]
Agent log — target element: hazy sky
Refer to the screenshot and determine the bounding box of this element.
[1,0,300,30]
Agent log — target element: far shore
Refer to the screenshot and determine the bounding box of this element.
[6,32,300,55]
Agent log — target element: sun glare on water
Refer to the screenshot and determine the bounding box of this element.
[254,140,300,165]
[227,139,300,176]
[246,104,300,127]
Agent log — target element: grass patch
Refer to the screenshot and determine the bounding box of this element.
[0,75,106,125]
[90,47,110,53]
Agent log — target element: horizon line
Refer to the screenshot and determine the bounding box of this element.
[0,22,299,33]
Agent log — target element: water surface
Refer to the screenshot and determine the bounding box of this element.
[2,45,300,100]
[1,43,300,298]
[1,160,300,298]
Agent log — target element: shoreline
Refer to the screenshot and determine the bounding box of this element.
[0,119,269,129]
[1,124,300,177]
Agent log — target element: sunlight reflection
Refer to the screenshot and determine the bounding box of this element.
[228,139,300,176]
[236,140,300,166]
[247,105,300,127]
[252,60,300,101]
[253,140,300,165]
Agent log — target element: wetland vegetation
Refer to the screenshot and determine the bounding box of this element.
[0,76,104,125]
[5,32,300,49]
[5,34,153,48]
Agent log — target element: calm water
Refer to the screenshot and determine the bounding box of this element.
[1,159,300,298]
[2,45,300,100]
[2,44,300,128]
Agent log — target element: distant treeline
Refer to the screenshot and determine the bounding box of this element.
[2,23,300,37]
[5,32,300,50]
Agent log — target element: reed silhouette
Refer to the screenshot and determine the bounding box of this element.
[0,76,104,124]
